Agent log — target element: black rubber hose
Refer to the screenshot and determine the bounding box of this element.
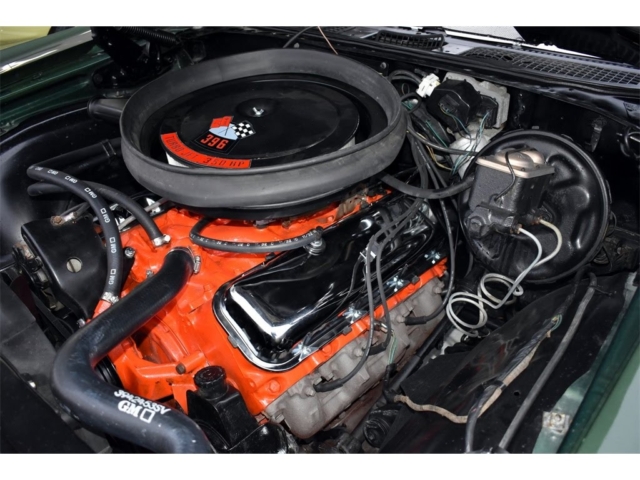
[390,319,451,390]
[381,174,474,199]
[408,128,478,156]
[89,183,165,245]
[493,151,516,201]
[50,249,212,453]
[190,218,322,253]
[414,138,448,189]
[28,182,77,196]
[66,153,120,176]
[368,199,424,356]
[385,135,458,385]
[400,92,423,112]
[315,196,424,392]
[352,318,453,443]
[465,313,558,453]
[34,139,121,171]
[27,167,123,303]
[498,273,598,451]
[388,70,422,84]
[27,182,165,246]
[464,384,499,453]
[313,236,379,393]
[388,195,456,387]
[419,144,460,215]
[389,209,456,386]
[282,26,316,48]
[369,135,433,354]
[313,165,426,392]
[116,27,180,46]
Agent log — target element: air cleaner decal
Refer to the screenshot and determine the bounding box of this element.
[194,115,256,155]
[161,132,251,169]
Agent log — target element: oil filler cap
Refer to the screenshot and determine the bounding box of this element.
[194,366,228,400]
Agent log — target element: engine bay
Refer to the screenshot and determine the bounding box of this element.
[1,26,638,454]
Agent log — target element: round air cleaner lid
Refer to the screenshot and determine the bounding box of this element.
[121,49,406,210]
[158,79,360,168]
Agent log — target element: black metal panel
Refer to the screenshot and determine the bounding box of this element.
[380,273,628,453]
[0,358,92,453]
[0,105,121,256]
[0,280,59,410]
[462,47,640,86]
[20,216,107,319]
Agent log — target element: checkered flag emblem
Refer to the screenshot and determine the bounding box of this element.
[231,121,256,139]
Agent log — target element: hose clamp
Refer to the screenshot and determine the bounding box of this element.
[304,236,325,256]
[101,292,120,304]
[152,234,171,247]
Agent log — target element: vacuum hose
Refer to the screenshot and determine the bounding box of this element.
[50,248,212,453]
[27,166,124,304]
[28,181,167,246]
[380,173,474,199]
[190,218,323,253]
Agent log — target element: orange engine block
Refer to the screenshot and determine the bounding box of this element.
[106,196,446,420]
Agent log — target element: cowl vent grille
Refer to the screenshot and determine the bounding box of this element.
[374,30,445,51]
[462,47,640,86]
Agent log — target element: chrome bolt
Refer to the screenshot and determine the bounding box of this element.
[124,247,135,259]
[386,276,406,292]
[252,107,264,117]
[344,305,363,322]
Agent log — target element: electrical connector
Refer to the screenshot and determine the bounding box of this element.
[417,73,440,98]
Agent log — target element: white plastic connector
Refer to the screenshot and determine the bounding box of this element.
[417,73,440,97]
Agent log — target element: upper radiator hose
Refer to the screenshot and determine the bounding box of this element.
[50,248,212,453]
